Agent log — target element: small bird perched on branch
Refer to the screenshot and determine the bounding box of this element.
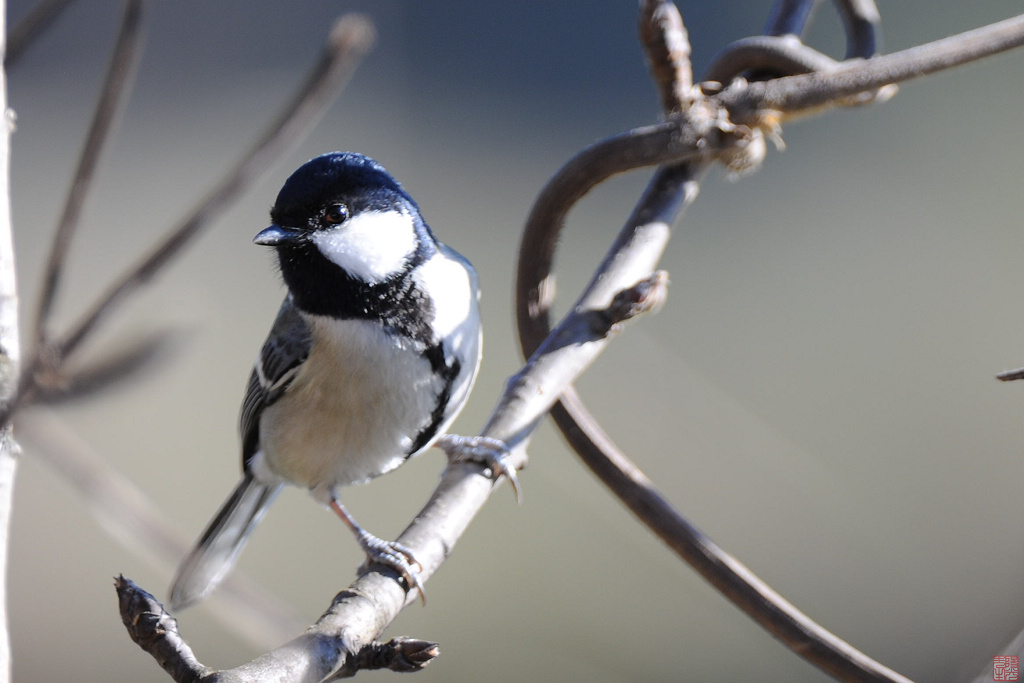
[169,152,485,610]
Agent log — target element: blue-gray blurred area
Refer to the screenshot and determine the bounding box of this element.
[6,1,1024,681]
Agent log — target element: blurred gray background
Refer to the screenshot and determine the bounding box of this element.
[6,1,1024,681]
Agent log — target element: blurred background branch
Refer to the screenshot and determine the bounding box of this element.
[1,6,377,426]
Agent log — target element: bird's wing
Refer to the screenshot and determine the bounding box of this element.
[240,295,312,467]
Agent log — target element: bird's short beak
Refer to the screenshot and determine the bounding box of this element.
[253,225,304,246]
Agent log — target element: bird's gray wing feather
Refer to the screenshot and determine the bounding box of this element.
[239,295,312,468]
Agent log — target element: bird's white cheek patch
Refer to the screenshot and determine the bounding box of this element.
[413,254,475,339]
[312,210,417,283]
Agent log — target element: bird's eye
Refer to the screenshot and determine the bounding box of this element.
[324,203,349,225]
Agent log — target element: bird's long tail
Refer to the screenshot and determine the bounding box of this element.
[168,473,281,611]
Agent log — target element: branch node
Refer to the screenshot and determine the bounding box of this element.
[357,637,440,674]
[594,271,670,335]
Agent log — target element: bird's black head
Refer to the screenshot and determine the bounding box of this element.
[256,152,436,319]
[269,152,419,229]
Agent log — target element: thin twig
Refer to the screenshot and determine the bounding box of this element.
[32,332,177,404]
[514,10,1024,324]
[550,397,913,683]
[518,138,914,680]
[4,0,80,67]
[33,0,143,348]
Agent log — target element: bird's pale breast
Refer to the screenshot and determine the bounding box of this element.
[257,316,443,490]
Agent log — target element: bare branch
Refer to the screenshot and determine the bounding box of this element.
[118,578,440,682]
[720,13,1024,123]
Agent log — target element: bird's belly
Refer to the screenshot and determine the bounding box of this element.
[258,318,441,490]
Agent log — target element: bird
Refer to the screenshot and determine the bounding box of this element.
[168,151,486,611]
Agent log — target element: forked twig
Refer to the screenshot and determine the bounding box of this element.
[58,14,376,361]
[33,0,143,347]
[0,13,376,427]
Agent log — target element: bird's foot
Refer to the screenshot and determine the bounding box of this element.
[437,434,522,503]
[355,529,426,605]
[329,499,425,604]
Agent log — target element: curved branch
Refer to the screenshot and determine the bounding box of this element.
[720,13,1024,122]
[832,0,881,60]
[516,2,917,682]
[514,117,914,683]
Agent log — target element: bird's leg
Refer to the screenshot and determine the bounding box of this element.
[328,499,426,604]
[436,434,521,503]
